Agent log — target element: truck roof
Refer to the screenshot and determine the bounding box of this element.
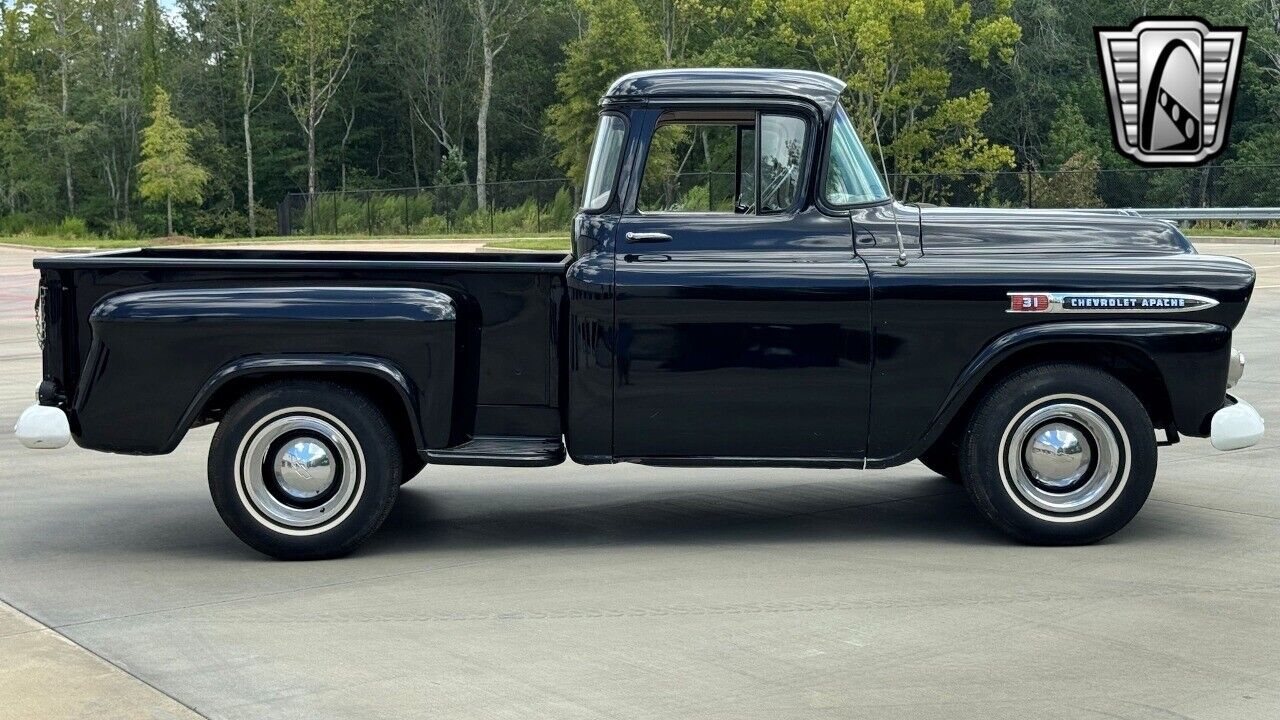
[602,68,847,115]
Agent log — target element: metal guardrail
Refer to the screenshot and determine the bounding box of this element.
[1123,208,1280,221]
[1090,208,1280,221]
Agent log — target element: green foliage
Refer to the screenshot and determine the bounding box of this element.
[0,0,1278,240]
[108,220,143,241]
[57,216,88,237]
[547,0,660,185]
[138,89,210,233]
[1219,129,1280,207]
[1044,101,1100,169]
[1031,152,1103,208]
[775,0,1020,193]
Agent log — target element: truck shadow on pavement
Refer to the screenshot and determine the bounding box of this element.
[348,474,1194,557]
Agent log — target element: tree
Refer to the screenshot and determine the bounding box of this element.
[391,0,476,187]
[279,0,365,197]
[548,0,660,185]
[1031,151,1102,208]
[213,0,278,237]
[34,0,87,215]
[776,0,1021,195]
[138,88,208,235]
[141,0,159,108]
[469,0,534,209]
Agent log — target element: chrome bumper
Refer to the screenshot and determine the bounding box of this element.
[14,403,71,449]
[1210,396,1264,451]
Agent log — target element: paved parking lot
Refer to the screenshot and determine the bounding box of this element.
[1,243,1277,719]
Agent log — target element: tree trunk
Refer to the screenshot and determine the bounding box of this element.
[475,18,493,210]
[409,103,420,188]
[307,122,317,197]
[244,107,256,237]
[166,195,173,236]
[60,55,75,215]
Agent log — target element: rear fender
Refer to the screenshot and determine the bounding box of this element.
[73,285,457,454]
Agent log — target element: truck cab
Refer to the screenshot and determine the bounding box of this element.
[18,69,1263,559]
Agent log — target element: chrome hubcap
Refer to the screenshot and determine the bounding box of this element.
[272,438,337,500]
[1023,422,1092,489]
[1004,400,1123,514]
[236,409,365,533]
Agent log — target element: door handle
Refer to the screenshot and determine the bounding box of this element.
[625,232,672,244]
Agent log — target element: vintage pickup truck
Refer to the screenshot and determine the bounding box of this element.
[17,69,1263,559]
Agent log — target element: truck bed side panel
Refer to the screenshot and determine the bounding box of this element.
[36,250,569,454]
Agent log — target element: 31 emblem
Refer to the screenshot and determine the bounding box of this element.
[1095,17,1245,166]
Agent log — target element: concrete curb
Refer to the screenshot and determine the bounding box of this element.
[0,601,204,719]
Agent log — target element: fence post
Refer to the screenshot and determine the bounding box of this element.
[1025,167,1033,209]
[277,198,290,236]
[404,194,410,235]
[489,183,495,235]
[366,192,373,236]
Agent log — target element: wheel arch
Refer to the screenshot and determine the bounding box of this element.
[899,321,1229,468]
[167,354,424,457]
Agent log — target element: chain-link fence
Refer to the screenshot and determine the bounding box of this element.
[886,163,1280,211]
[276,179,577,237]
[276,164,1280,237]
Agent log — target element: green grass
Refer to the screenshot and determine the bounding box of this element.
[1183,225,1280,239]
[0,232,566,250]
[483,237,572,251]
[7,224,1272,252]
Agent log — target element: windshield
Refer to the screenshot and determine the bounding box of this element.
[582,114,626,211]
[824,105,889,206]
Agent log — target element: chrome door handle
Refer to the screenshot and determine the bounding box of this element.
[625,232,672,244]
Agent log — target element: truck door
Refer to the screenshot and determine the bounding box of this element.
[612,107,873,460]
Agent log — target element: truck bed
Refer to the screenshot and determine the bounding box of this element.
[34,247,572,455]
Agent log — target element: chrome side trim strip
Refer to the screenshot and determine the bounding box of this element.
[1007,291,1219,314]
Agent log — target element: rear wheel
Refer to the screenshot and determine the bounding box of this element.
[959,364,1157,545]
[208,381,402,559]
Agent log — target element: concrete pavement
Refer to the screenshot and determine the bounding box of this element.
[1,243,1277,719]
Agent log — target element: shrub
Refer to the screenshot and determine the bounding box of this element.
[108,220,143,240]
[57,217,90,238]
[545,187,575,230]
[1031,153,1103,208]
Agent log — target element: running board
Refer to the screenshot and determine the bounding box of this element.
[426,436,566,467]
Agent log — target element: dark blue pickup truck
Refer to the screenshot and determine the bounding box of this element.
[17,69,1262,559]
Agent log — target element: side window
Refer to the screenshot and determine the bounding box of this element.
[637,112,808,214]
[639,123,741,212]
[758,115,806,213]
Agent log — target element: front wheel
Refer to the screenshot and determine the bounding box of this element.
[208,381,402,559]
[959,364,1157,545]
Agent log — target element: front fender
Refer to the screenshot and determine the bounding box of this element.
[876,321,1230,467]
[73,285,457,454]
